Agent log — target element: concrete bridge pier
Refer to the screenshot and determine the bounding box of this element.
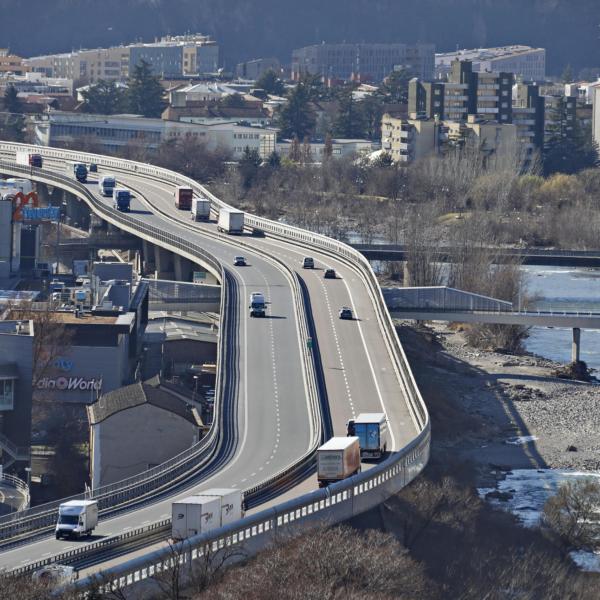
[142,240,156,275]
[572,327,581,363]
[155,246,175,280]
[63,192,91,231]
[174,255,193,282]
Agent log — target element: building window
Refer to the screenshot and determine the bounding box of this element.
[0,379,15,410]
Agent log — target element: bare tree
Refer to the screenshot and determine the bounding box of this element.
[542,479,600,553]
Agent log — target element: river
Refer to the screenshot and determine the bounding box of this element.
[523,265,600,371]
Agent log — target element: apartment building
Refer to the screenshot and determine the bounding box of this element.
[512,82,546,154]
[32,111,276,159]
[25,46,129,84]
[436,45,546,82]
[24,33,218,84]
[291,43,435,82]
[409,61,513,123]
[0,49,29,75]
[381,113,518,163]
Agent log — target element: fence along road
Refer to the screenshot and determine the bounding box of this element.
[0,153,317,571]
[0,143,428,576]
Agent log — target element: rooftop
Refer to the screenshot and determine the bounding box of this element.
[0,320,32,336]
[88,376,203,427]
[436,45,544,64]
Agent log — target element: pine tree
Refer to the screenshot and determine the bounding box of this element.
[333,88,366,138]
[238,146,262,189]
[3,85,21,114]
[127,60,166,118]
[81,80,125,115]
[255,70,285,96]
[277,83,316,140]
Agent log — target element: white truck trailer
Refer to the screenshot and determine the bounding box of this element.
[217,208,244,234]
[15,150,43,168]
[55,500,98,539]
[317,437,361,487]
[191,197,211,221]
[346,413,389,459]
[171,488,243,540]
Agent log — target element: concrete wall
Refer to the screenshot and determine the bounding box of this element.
[0,326,33,449]
[91,402,199,488]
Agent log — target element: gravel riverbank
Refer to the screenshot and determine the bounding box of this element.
[397,321,600,483]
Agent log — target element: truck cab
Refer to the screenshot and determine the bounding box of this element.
[113,188,131,212]
[55,500,98,539]
[99,175,116,197]
[72,162,88,183]
[249,292,266,317]
[347,412,388,459]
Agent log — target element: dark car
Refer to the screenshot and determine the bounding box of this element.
[339,307,353,320]
[89,163,98,173]
[324,269,336,279]
[251,227,265,237]
[233,256,247,266]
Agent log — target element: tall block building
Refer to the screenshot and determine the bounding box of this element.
[291,43,435,82]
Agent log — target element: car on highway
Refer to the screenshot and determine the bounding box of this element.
[339,307,353,320]
[88,163,98,173]
[233,256,247,266]
[303,257,315,269]
[324,268,336,279]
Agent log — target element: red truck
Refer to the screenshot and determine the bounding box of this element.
[174,186,193,210]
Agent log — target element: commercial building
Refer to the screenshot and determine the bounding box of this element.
[291,42,435,82]
[435,45,546,82]
[0,320,33,469]
[33,111,277,159]
[24,33,218,83]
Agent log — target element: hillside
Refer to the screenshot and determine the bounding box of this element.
[0,0,598,75]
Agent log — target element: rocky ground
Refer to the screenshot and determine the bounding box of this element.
[397,321,600,487]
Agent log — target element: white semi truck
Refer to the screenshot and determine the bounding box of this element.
[171,488,243,541]
[191,197,211,221]
[346,413,389,459]
[217,208,244,234]
[55,500,98,539]
[98,175,116,197]
[317,437,361,487]
[15,151,43,168]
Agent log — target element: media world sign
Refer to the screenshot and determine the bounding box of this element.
[22,206,60,221]
[37,376,103,392]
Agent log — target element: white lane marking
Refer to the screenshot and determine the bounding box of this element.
[339,276,397,450]
[315,275,355,418]
[255,236,399,449]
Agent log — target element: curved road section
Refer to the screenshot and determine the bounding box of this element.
[0,143,428,572]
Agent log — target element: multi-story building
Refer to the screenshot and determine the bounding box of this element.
[435,45,546,82]
[512,82,546,155]
[236,58,281,81]
[25,46,130,84]
[544,94,577,145]
[409,61,514,123]
[291,43,435,82]
[0,49,29,75]
[33,111,276,159]
[382,112,519,163]
[24,34,218,84]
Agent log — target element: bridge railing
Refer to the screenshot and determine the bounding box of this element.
[0,154,325,545]
[0,144,430,578]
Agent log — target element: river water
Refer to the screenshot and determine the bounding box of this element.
[523,265,600,371]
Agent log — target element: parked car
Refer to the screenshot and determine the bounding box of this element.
[233,256,247,266]
[303,257,315,269]
[324,268,336,279]
[339,307,353,320]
